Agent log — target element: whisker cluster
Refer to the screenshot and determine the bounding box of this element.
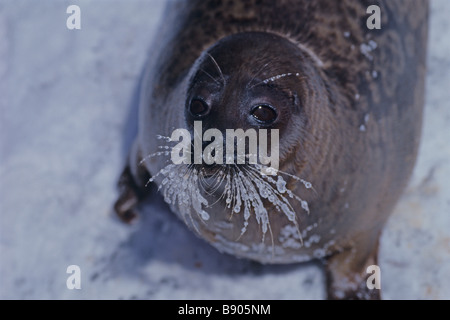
[141,135,314,247]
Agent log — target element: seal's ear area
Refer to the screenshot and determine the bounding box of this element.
[114,143,153,224]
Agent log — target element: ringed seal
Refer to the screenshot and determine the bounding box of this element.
[114,0,429,299]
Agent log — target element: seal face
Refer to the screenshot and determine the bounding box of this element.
[114,0,429,299]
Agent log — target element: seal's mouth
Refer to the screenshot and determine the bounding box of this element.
[198,163,221,179]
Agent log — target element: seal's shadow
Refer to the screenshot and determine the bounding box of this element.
[119,192,320,277]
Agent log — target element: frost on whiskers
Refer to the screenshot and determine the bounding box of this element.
[141,135,314,245]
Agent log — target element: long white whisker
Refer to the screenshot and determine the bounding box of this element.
[250,73,306,89]
[247,62,270,88]
[200,68,220,85]
[207,53,226,85]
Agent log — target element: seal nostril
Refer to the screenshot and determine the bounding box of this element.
[189,98,210,117]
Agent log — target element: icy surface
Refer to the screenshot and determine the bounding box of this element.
[1,0,449,300]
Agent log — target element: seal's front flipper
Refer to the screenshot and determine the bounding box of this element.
[114,145,152,223]
[324,235,381,300]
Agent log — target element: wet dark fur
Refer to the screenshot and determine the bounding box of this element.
[114,0,429,299]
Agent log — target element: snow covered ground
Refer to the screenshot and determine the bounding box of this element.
[1,0,449,300]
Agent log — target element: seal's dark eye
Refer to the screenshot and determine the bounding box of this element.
[189,98,209,117]
[251,105,277,124]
